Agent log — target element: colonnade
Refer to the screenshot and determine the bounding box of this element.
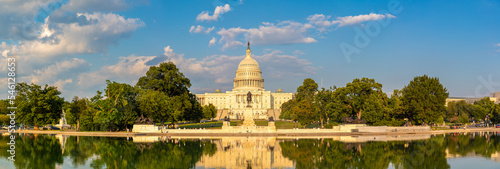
[234,79,264,88]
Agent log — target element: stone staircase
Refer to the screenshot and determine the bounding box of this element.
[217,109,229,120]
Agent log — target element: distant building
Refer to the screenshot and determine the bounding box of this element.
[445,92,500,106]
[195,43,293,120]
[490,92,500,104]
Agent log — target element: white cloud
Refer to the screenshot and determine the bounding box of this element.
[333,13,395,27]
[209,37,217,46]
[59,0,130,12]
[307,13,396,31]
[196,4,231,22]
[28,58,90,84]
[53,79,73,91]
[0,0,54,15]
[293,50,305,55]
[1,12,144,76]
[189,25,215,34]
[495,43,500,47]
[214,13,395,49]
[22,58,91,95]
[254,50,316,78]
[161,46,316,93]
[307,14,336,32]
[217,21,316,49]
[0,0,56,40]
[77,55,156,90]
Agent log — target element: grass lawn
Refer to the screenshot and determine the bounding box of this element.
[275,121,303,129]
[230,120,269,126]
[178,121,222,129]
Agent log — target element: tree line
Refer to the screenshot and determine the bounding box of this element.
[280,75,500,127]
[0,62,217,131]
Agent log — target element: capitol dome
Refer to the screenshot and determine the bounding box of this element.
[233,42,264,91]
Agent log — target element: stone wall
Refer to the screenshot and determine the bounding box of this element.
[132,124,160,133]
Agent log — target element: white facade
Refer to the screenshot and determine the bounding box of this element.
[196,43,293,120]
[491,92,500,103]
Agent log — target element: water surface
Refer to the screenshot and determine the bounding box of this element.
[1,132,500,169]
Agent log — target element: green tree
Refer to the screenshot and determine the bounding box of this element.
[0,99,9,114]
[179,93,204,122]
[136,62,191,97]
[330,78,389,125]
[292,100,317,128]
[329,87,353,123]
[472,97,494,122]
[15,82,64,129]
[0,115,9,126]
[138,89,180,126]
[388,89,404,119]
[490,104,500,124]
[282,78,319,125]
[202,103,217,120]
[94,80,138,131]
[279,99,295,119]
[295,78,318,102]
[446,101,458,121]
[136,62,203,123]
[401,75,449,125]
[66,96,91,131]
[315,88,333,128]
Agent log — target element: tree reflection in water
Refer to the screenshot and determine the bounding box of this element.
[0,132,499,169]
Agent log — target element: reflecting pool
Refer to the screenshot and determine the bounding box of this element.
[1,132,500,169]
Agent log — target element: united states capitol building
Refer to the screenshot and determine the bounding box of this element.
[196,43,293,120]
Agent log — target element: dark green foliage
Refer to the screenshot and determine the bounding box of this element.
[136,62,191,97]
[0,99,9,115]
[295,78,318,102]
[329,78,399,125]
[136,62,203,123]
[66,96,92,131]
[280,78,319,126]
[282,75,450,126]
[292,99,317,127]
[401,75,449,125]
[472,97,495,122]
[202,103,217,120]
[15,82,64,128]
[138,89,179,125]
[491,104,500,124]
[93,80,139,131]
[279,99,295,119]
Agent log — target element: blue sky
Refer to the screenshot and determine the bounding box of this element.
[1,0,499,100]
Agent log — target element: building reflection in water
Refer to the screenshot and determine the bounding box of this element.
[196,137,293,169]
[133,136,294,168]
[131,134,435,168]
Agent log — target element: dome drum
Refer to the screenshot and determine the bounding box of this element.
[233,43,265,91]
